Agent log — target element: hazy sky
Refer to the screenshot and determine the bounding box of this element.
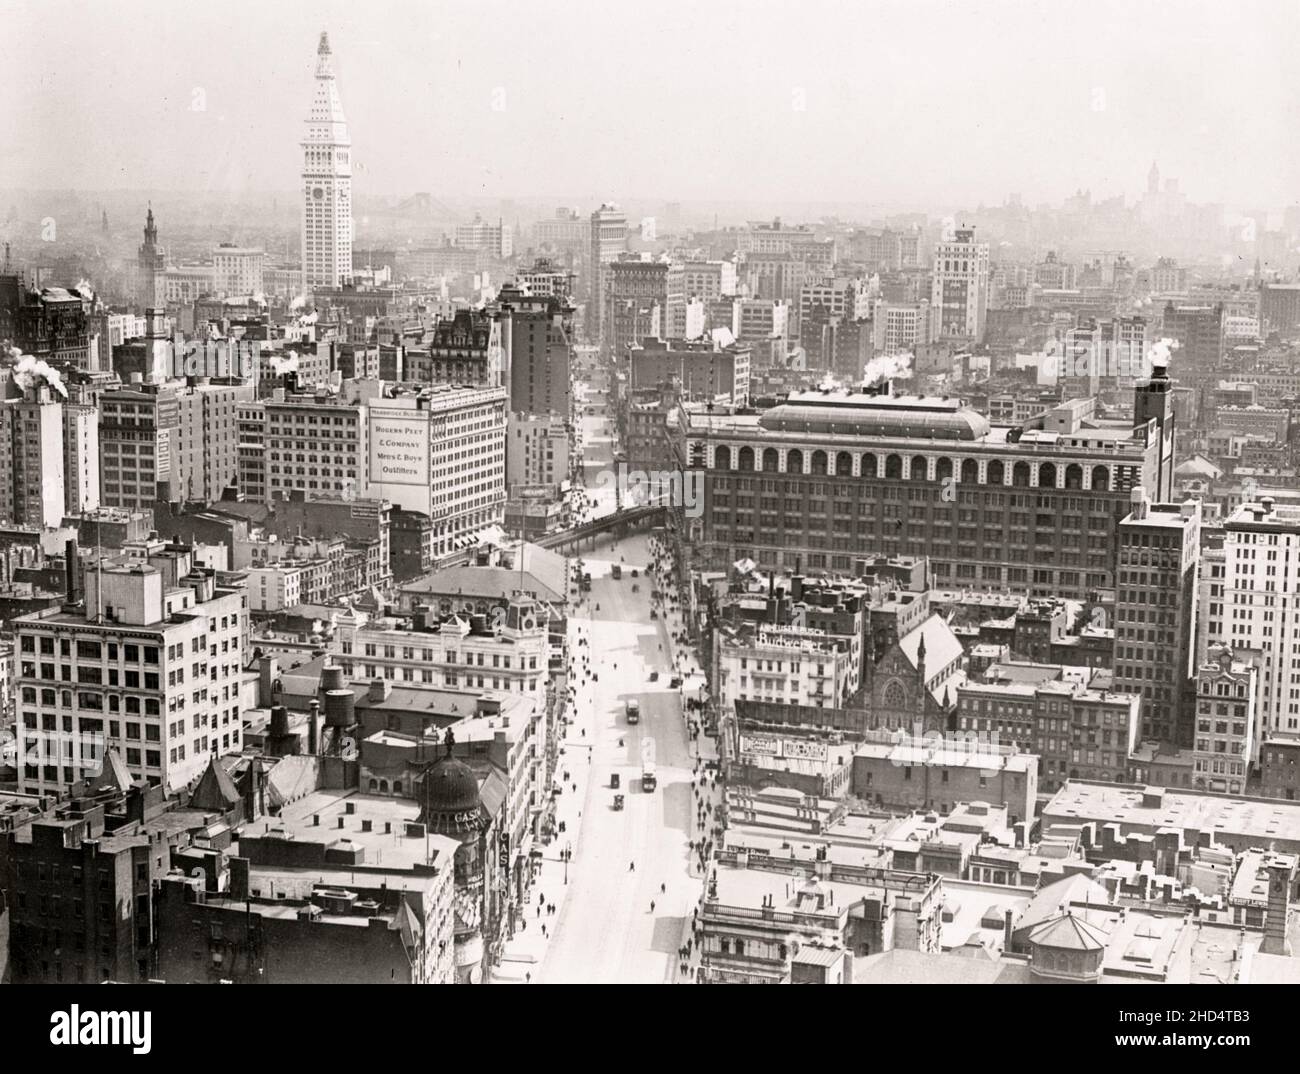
[2,0,1298,210]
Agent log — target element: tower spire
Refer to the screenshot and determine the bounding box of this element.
[302,30,353,291]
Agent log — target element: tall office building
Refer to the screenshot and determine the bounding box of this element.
[171,382,256,503]
[100,383,251,509]
[873,300,931,354]
[236,400,267,502]
[1260,283,1300,336]
[606,259,668,358]
[212,244,266,297]
[301,32,353,292]
[136,205,166,309]
[366,388,507,559]
[264,393,367,502]
[588,204,627,343]
[1223,498,1300,752]
[13,549,246,796]
[455,214,513,260]
[493,285,574,417]
[1132,352,1177,503]
[1161,302,1224,379]
[99,386,178,510]
[405,309,496,387]
[506,413,570,490]
[1112,490,1200,746]
[63,403,100,516]
[930,227,989,343]
[0,278,91,368]
[0,387,66,528]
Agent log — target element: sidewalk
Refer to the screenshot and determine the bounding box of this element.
[646,539,724,926]
[490,619,599,983]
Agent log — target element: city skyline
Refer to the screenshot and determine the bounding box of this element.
[1,0,1298,210]
[4,0,1300,1006]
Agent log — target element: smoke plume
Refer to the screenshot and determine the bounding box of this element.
[10,353,68,398]
[1146,337,1180,369]
[270,350,300,375]
[862,352,914,388]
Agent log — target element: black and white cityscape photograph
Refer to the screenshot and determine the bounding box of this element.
[0,0,1298,1031]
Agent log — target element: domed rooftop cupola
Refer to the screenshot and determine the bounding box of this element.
[417,728,487,839]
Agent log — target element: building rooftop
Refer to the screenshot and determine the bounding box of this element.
[400,543,567,604]
[855,738,1034,774]
[247,789,459,871]
[757,390,992,441]
[855,948,1033,984]
[1043,780,1300,849]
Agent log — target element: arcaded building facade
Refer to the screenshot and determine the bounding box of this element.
[683,379,1173,601]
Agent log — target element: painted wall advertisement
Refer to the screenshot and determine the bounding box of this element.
[368,411,429,487]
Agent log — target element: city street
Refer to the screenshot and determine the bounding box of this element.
[572,377,620,520]
[536,538,703,982]
[492,376,719,984]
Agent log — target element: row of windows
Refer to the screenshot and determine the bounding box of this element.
[708,448,1127,489]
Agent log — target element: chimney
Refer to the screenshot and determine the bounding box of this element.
[1004,908,1014,949]
[229,857,250,901]
[1262,854,1297,956]
[308,699,320,754]
[64,538,80,603]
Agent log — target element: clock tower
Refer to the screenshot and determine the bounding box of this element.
[301,31,353,293]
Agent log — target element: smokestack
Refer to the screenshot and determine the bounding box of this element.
[1263,854,1297,956]
[308,698,320,755]
[64,538,80,603]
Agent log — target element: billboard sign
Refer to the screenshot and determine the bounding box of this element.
[740,733,780,757]
[784,738,827,761]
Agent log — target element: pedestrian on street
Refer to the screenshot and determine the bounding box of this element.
[526,971,532,983]
[650,900,655,913]
[630,861,635,872]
